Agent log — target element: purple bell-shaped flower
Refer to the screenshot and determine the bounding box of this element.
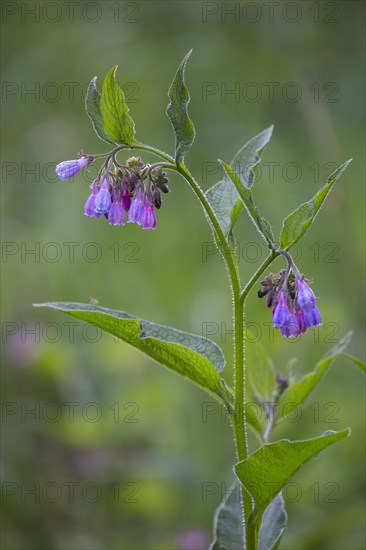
[84,180,102,218]
[140,192,157,230]
[56,156,91,180]
[108,193,125,226]
[128,186,144,224]
[94,177,112,214]
[272,290,291,329]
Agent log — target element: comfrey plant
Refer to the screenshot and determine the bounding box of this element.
[36,52,365,549]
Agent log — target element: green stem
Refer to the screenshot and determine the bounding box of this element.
[173,163,259,549]
[131,142,175,164]
[123,142,279,549]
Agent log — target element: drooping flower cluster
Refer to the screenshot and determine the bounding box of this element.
[258,268,322,338]
[55,155,169,230]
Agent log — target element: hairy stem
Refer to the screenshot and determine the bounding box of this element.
[130,142,175,164]
[174,163,258,549]
[123,142,279,549]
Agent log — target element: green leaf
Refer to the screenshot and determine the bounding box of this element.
[205,181,243,243]
[259,493,287,550]
[280,159,352,250]
[205,126,273,245]
[338,353,366,373]
[100,65,137,146]
[221,161,275,248]
[34,302,228,402]
[211,484,287,550]
[166,50,195,164]
[274,331,355,425]
[211,483,243,550]
[85,77,115,145]
[245,329,276,403]
[231,125,274,191]
[235,429,350,523]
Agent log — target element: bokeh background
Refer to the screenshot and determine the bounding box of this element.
[1,1,365,549]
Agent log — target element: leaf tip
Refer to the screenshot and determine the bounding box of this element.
[107,64,119,79]
[33,302,54,309]
[344,158,353,168]
[217,159,229,170]
[322,427,351,439]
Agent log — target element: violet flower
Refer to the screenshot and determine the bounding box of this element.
[121,178,132,211]
[295,277,322,328]
[85,180,102,218]
[140,192,157,230]
[56,156,91,180]
[296,278,316,310]
[94,177,112,214]
[272,290,291,329]
[128,186,144,224]
[108,193,125,226]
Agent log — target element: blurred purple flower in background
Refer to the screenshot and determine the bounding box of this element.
[176,528,209,550]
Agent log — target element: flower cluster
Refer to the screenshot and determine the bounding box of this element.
[55,155,169,230]
[258,269,322,338]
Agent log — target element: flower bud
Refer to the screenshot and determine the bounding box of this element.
[153,188,162,209]
[56,156,92,180]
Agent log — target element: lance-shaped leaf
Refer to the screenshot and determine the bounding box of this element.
[100,66,137,146]
[166,50,195,164]
[34,302,229,402]
[85,77,116,145]
[205,179,243,247]
[273,331,364,425]
[221,161,275,248]
[211,483,287,550]
[280,159,352,250]
[231,125,274,191]
[205,126,274,246]
[235,429,350,524]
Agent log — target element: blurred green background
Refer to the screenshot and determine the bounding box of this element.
[1,1,365,549]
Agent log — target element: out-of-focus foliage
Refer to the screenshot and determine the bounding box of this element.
[1,1,365,549]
